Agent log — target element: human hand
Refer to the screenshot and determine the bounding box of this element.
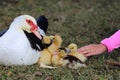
[77,44,107,57]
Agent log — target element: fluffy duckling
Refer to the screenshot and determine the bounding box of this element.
[68,43,87,63]
[38,35,63,68]
[52,35,63,48]
[51,47,86,69]
[38,36,56,68]
[48,35,63,54]
[51,48,70,66]
[60,43,87,69]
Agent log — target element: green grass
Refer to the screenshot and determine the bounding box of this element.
[0,0,120,80]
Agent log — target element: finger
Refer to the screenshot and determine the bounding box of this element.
[85,53,93,57]
[79,49,93,55]
[77,49,83,53]
[78,47,90,52]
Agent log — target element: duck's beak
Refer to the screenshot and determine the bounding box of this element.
[31,29,42,40]
[29,20,42,40]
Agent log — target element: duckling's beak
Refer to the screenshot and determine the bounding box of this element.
[65,48,71,53]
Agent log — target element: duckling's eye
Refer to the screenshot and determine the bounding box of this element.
[71,47,74,49]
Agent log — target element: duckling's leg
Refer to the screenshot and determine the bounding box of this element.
[40,63,57,68]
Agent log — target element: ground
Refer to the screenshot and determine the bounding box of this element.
[0,0,120,80]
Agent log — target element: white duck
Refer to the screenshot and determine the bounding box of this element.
[0,15,42,66]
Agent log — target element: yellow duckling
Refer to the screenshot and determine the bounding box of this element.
[38,35,63,68]
[38,36,56,68]
[48,35,63,54]
[51,48,69,67]
[52,34,63,48]
[51,47,86,69]
[68,43,87,63]
[60,43,87,69]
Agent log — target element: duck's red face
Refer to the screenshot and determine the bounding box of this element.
[26,19,38,31]
[26,19,42,40]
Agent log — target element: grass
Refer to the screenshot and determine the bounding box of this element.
[0,0,120,80]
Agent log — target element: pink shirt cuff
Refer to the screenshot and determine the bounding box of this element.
[100,30,120,53]
[101,38,113,52]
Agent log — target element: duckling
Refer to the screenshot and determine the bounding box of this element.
[68,43,87,63]
[53,34,63,48]
[48,35,63,54]
[61,43,87,69]
[51,48,69,66]
[38,35,63,68]
[38,36,56,68]
[51,47,86,69]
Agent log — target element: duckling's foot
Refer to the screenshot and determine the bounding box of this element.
[40,63,57,68]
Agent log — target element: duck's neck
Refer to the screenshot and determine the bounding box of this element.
[4,27,24,38]
[1,23,27,44]
[23,31,43,51]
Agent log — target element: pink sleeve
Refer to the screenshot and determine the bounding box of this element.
[101,30,120,52]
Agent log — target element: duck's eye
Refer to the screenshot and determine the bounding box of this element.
[26,19,33,24]
[26,19,38,31]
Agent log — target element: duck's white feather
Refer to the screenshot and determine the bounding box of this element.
[0,15,41,66]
